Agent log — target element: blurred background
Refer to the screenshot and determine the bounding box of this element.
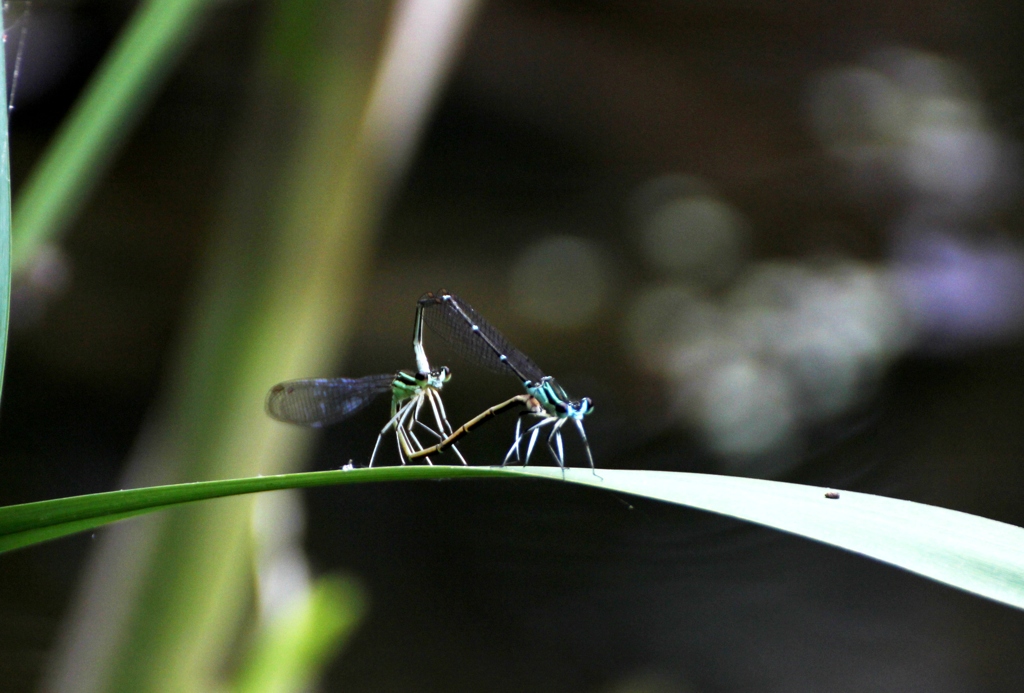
[2,0,1024,691]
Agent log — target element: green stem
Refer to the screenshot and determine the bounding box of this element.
[11,0,211,273]
[0,22,11,400]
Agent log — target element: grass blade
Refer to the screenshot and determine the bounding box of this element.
[0,466,501,552]
[0,17,10,398]
[4,466,1024,611]
[521,468,1024,611]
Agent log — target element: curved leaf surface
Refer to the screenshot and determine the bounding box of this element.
[2,466,1023,611]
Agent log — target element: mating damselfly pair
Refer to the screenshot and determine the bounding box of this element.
[266,291,595,470]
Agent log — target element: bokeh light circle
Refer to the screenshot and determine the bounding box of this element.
[509,235,608,329]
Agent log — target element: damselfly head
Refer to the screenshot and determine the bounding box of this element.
[418,290,452,308]
[425,365,451,388]
[558,396,592,419]
[532,376,592,419]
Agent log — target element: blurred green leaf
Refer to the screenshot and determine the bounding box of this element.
[4,466,1024,611]
[0,22,10,398]
[11,0,212,273]
[57,2,420,690]
[231,576,367,693]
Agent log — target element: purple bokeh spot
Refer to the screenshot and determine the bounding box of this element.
[892,231,1024,349]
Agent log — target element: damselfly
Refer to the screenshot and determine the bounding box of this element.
[266,303,465,466]
[417,290,595,470]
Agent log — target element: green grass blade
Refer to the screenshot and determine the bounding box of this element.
[11,0,211,273]
[522,468,1024,611]
[0,466,503,551]
[0,19,11,397]
[0,508,155,554]
[4,466,1024,611]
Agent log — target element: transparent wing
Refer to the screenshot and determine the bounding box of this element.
[265,375,395,427]
[418,291,546,384]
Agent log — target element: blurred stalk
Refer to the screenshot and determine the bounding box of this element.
[229,576,366,693]
[11,0,212,274]
[0,35,10,399]
[39,1,481,692]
